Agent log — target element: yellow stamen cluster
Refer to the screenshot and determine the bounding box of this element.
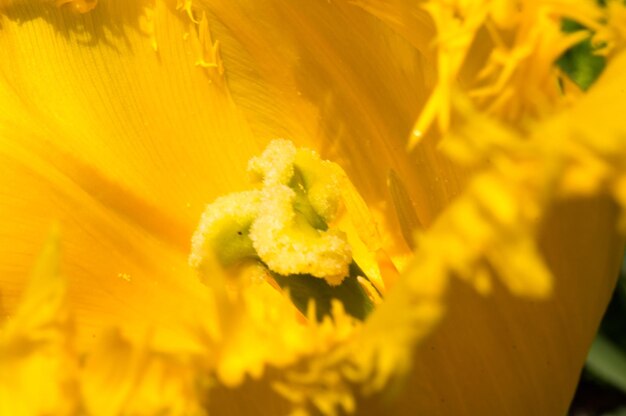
[411,0,620,146]
[190,139,352,286]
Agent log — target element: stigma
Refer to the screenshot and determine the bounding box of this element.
[189,140,386,321]
[190,139,352,286]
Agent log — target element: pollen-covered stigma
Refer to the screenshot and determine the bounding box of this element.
[190,139,384,321]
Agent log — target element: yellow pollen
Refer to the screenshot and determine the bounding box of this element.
[190,140,381,321]
[191,140,358,286]
[251,184,351,282]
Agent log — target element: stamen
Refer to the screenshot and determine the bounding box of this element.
[195,12,225,80]
[248,139,297,187]
[251,184,351,281]
[189,191,261,274]
[190,139,382,320]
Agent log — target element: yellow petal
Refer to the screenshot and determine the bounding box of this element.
[358,197,622,415]
[0,1,251,345]
[0,1,259,231]
[1,2,625,415]
[198,0,466,230]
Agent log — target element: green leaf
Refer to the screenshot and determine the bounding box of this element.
[586,334,626,393]
[557,19,605,91]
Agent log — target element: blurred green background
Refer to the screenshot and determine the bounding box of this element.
[569,255,626,415]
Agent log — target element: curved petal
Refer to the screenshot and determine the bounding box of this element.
[0,1,260,233]
[0,1,253,344]
[198,0,468,230]
[355,44,626,411]
[0,128,212,347]
[359,197,622,415]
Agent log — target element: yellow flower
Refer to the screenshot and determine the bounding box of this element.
[0,0,625,415]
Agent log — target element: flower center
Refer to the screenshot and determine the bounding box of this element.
[190,140,380,320]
